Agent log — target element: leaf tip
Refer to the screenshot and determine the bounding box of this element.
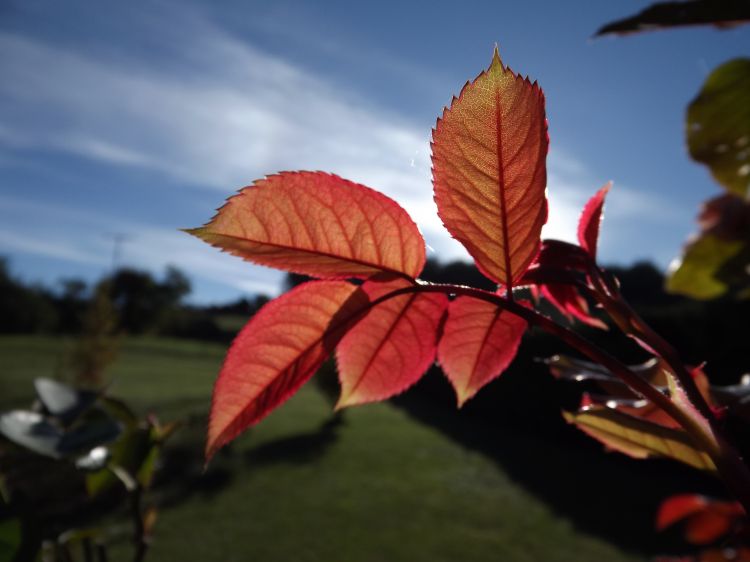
[183,226,213,246]
[490,44,504,71]
[334,390,355,411]
[203,434,222,467]
[455,390,473,409]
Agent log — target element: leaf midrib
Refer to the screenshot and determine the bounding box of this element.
[197,230,415,279]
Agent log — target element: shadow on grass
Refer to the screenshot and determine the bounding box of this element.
[153,413,344,509]
[242,414,344,466]
[153,416,237,509]
[392,369,724,556]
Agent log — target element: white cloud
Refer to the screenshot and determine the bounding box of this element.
[0,9,681,299]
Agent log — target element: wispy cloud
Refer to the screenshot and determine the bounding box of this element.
[0,5,683,300]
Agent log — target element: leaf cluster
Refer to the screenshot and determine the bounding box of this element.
[189,51,621,462]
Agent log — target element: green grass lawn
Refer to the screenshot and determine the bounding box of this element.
[0,336,641,561]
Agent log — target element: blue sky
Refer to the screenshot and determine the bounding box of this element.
[1,1,747,303]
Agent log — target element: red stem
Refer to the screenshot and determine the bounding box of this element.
[589,268,716,421]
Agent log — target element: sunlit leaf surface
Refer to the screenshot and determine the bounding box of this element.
[432,50,548,289]
[563,407,716,472]
[187,171,425,280]
[206,281,367,460]
[437,296,526,406]
[336,277,447,408]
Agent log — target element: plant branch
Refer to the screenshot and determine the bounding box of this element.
[589,267,716,422]
[370,280,750,512]
[130,486,148,562]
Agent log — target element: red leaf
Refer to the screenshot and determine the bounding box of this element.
[577,182,611,260]
[206,280,368,460]
[335,277,448,408]
[533,239,592,271]
[657,494,745,545]
[684,509,734,545]
[657,495,709,531]
[187,171,425,280]
[438,296,526,406]
[432,49,548,289]
[541,283,608,330]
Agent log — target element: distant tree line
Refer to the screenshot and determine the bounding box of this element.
[0,258,268,342]
[2,257,747,384]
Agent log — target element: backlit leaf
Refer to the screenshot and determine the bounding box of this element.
[206,281,368,460]
[667,232,749,299]
[187,171,425,280]
[540,283,608,330]
[432,49,548,289]
[437,296,526,406]
[563,407,716,472]
[577,182,611,260]
[667,194,750,299]
[687,58,750,198]
[336,277,447,408]
[527,239,592,273]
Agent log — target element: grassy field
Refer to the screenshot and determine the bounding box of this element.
[0,336,641,561]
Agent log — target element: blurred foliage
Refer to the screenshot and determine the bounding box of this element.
[595,1,750,37]
[0,259,59,334]
[0,261,270,343]
[686,59,750,198]
[0,377,176,561]
[66,281,121,388]
[593,7,750,561]
[669,59,750,299]
[598,6,750,302]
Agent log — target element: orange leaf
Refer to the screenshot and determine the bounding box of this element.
[438,296,526,406]
[187,171,425,280]
[206,280,368,460]
[432,49,548,289]
[335,277,448,408]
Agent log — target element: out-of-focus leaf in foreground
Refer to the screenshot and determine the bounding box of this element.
[667,194,750,299]
[595,1,750,37]
[687,58,750,198]
[187,171,426,280]
[432,49,548,289]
